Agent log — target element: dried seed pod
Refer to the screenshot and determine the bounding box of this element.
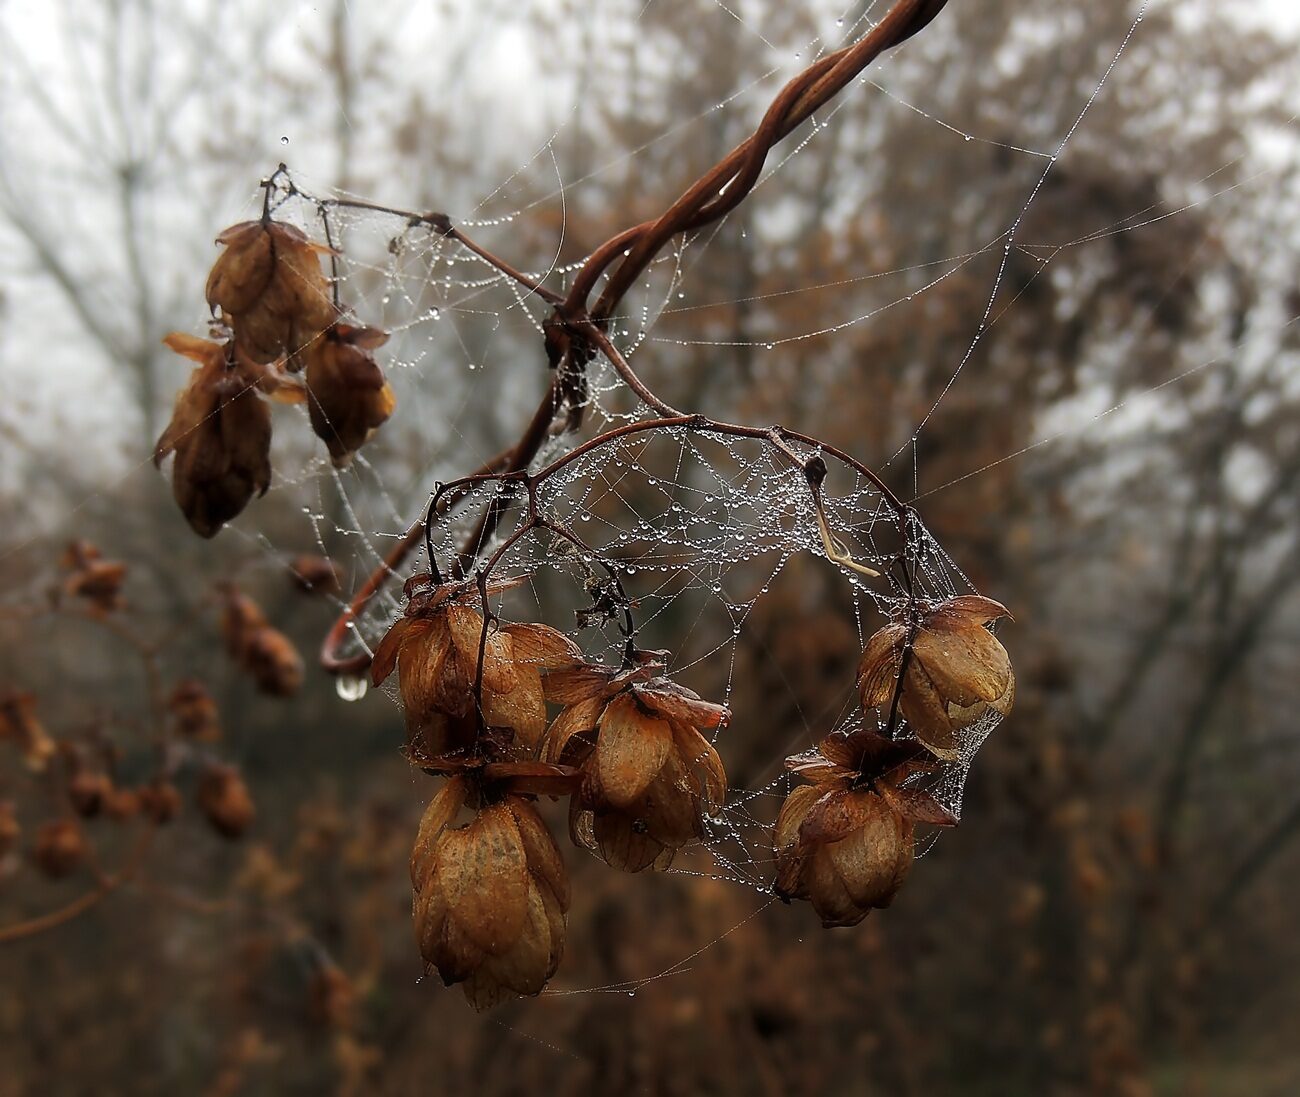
[544,669,729,873]
[773,787,914,927]
[0,692,56,772]
[218,586,304,697]
[288,554,342,596]
[32,818,86,878]
[138,781,183,825]
[154,335,273,538]
[304,325,396,466]
[60,541,127,614]
[205,221,278,316]
[67,771,113,818]
[102,786,141,822]
[307,963,357,1031]
[219,584,269,653]
[410,783,569,1010]
[774,729,956,927]
[205,220,337,369]
[0,801,19,858]
[371,577,578,761]
[858,595,1015,760]
[197,765,256,839]
[169,679,222,741]
[242,626,305,697]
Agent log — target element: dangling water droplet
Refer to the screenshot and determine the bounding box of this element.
[280,135,289,145]
[336,675,368,702]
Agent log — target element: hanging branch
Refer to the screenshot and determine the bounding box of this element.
[318,0,951,674]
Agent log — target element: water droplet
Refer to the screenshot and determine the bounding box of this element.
[336,675,368,702]
[280,136,289,145]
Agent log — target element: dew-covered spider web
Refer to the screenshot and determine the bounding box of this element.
[173,0,1293,957]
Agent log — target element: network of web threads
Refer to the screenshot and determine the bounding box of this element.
[249,172,1011,891]
[229,0,1157,899]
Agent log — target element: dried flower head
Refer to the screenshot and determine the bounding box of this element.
[205,219,337,369]
[219,585,304,697]
[138,781,183,825]
[410,780,569,1010]
[32,818,86,879]
[371,575,580,763]
[169,679,222,742]
[102,786,141,822]
[858,595,1015,760]
[67,771,113,819]
[774,728,956,927]
[0,801,19,859]
[242,627,306,697]
[197,764,256,839]
[288,554,342,596]
[543,657,728,872]
[304,324,396,466]
[59,541,127,614]
[154,334,273,538]
[307,963,357,1032]
[0,691,56,772]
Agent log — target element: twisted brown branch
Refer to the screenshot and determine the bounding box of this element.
[317,0,950,673]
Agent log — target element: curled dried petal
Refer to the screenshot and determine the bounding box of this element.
[435,804,529,955]
[543,693,606,765]
[634,679,730,731]
[594,694,673,809]
[411,776,469,891]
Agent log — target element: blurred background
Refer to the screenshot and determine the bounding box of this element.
[1,0,1298,1093]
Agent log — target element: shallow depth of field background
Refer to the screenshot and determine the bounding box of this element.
[2,1,1299,1094]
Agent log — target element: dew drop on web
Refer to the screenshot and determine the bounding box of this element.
[336,675,368,702]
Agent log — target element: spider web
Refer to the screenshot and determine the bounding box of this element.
[238,171,1001,895]
[184,0,1289,979]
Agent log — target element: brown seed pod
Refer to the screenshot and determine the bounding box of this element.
[60,541,128,614]
[205,220,337,370]
[288,554,342,596]
[241,627,305,697]
[205,221,278,317]
[218,586,304,697]
[102,786,141,822]
[304,325,396,467]
[410,784,569,1011]
[138,781,183,825]
[773,786,914,927]
[169,679,222,742]
[371,578,579,761]
[32,818,87,879]
[0,801,19,858]
[197,765,256,839]
[544,668,729,873]
[67,771,113,819]
[774,728,955,927]
[307,964,357,1031]
[154,335,273,538]
[858,595,1015,760]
